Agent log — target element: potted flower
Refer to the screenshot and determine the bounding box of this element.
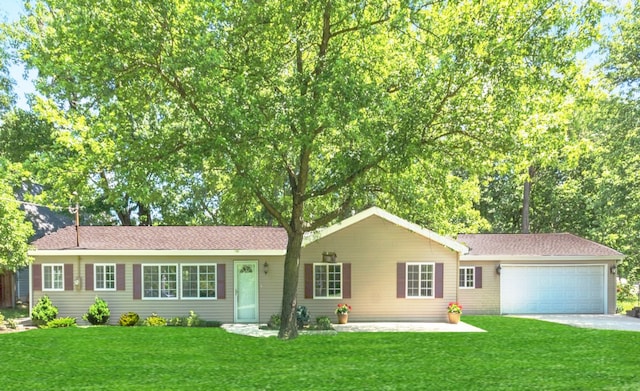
[335,303,352,324]
[447,302,462,324]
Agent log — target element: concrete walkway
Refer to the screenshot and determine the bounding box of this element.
[515,314,640,332]
[222,321,485,337]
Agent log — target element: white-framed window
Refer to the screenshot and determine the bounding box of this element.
[459,267,475,288]
[142,265,178,299]
[314,263,342,298]
[95,264,116,291]
[406,262,434,298]
[181,264,217,299]
[43,264,64,291]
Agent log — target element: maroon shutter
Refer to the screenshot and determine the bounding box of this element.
[32,265,42,291]
[85,264,94,291]
[304,264,313,298]
[342,263,351,299]
[133,264,141,299]
[396,263,406,298]
[475,266,482,289]
[116,264,126,291]
[435,263,444,298]
[64,264,74,291]
[217,264,226,299]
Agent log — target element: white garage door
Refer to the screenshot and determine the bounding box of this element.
[501,265,606,314]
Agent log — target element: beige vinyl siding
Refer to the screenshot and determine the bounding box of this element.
[32,255,285,324]
[458,262,500,315]
[299,215,459,322]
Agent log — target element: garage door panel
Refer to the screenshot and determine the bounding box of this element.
[501,265,605,314]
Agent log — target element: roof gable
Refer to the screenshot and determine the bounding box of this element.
[303,207,468,254]
[458,233,624,260]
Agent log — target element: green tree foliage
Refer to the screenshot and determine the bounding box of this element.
[11,0,599,338]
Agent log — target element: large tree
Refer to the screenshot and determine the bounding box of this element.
[12,0,598,338]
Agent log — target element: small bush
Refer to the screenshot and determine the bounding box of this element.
[315,316,333,330]
[267,314,281,329]
[43,317,77,329]
[83,297,111,325]
[144,313,167,327]
[6,318,19,329]
[32,296,58,327]
[0,312,5,326]
[119,312,140,327]
[203,320,222,328]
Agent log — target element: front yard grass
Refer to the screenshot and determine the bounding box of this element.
[2,316,639,390]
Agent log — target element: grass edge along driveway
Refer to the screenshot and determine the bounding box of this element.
[2,316,639,390]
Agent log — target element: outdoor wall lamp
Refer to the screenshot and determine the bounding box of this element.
[263,261,269,275]
[74,277,81,287]
[496,264,502,275]
[322,252,337,263]
[610,265,617,275]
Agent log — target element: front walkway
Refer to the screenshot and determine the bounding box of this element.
[222,321,485,337]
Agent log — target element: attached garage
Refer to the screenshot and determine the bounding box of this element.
[500,264,606,314]
[458,233,624,315]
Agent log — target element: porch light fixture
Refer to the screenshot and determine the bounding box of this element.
[74,277,81,287]
[263,261,269,275]
[610,265,617,275]
[496,264,502,275]
[322,252,337,263]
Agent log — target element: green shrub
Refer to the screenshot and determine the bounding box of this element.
[6,318,19,329]
[43,317,77,329]
[144,313,167,327]
[203,320,222,328]
[267,314,281,329]
[617,283,636,301]
[31,296,58,327]
[0,312,5,326]
[82,297,111,325]
[168,310,203,327]
[119,312,140,327]
[315,316,332,330]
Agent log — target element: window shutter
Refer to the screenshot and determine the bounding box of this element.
[304,264,313,298]
[217,264,226,299]
[85,264,94,291]
[475,266,482,289]
[117,264,126,291]
[396,263,406,298]
[64,264,74,291]
[435,263,444,298]
[342,263,351,299]
[133,264,141,300]
[32,265,42,291]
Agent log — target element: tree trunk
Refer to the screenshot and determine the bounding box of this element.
[278,229,304,339]
[521,166,535,234]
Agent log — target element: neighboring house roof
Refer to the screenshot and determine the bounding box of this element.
[31,225,288,256]
[458,233,624,261]
[302,207,468,254]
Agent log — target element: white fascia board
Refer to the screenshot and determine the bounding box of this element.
[302,206,468,254]
[28,249,287,257]
[460,255,625,262]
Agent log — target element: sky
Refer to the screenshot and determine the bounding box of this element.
[1,0,36,109]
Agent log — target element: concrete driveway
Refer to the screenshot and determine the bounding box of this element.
[514,314,640,332]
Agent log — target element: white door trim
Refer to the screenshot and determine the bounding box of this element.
[234,260,259,323]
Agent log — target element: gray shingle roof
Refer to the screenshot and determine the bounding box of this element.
[32,225,288,250]
[457,233,623,257]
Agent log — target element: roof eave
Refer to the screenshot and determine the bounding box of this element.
[461,254,625,262]
[28,249,287,257]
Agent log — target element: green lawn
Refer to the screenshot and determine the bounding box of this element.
[2,316,639,390]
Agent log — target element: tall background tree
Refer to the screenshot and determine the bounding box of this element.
[9,0,600,338]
